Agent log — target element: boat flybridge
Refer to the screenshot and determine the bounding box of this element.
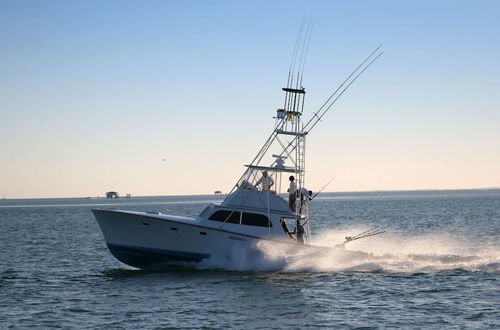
[92,38,384,269]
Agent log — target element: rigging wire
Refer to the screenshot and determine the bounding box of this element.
[299,17,314,88]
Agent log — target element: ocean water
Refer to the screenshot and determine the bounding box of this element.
[0,190,498,329]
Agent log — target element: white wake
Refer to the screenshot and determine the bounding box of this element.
[198,227,500,273]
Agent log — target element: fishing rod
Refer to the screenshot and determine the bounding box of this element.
[339,226,386,247]
[349,226,384,239]
[311,177,335,200]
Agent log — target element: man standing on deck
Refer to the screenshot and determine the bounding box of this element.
[287,175,297,211]
[256,171,274,192]
[299,187,312,214]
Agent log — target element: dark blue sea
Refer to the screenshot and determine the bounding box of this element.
[1,190,498,329]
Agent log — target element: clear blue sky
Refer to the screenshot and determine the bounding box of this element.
[1,0,499,198]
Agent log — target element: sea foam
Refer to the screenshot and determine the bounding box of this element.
[197,227,500,273]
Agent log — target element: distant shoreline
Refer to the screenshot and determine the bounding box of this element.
[1,188,499,201]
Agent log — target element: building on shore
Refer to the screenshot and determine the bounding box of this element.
[106,191,119,199]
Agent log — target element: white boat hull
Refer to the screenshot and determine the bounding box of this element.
[93,209,370,269]
[93,209,262,268]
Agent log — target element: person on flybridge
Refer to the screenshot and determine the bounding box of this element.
[287,176,297,211]
[256,171,274,192]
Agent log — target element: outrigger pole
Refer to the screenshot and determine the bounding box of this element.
[305,45,383,131]
[311,177,336,200]
[271,46,384,164]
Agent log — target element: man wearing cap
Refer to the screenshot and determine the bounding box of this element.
[256,171,274,192]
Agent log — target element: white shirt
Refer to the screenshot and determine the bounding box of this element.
[288,181,297,195]
[299,187,311,205]
[257,176,274,191]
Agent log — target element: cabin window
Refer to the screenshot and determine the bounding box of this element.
[241,212,272,227]
[209,210,241,224]
[199,206,211,218]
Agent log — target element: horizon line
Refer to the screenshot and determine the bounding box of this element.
[2,187,499,201]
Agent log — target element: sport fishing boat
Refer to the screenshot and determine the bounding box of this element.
[93,37,384,269]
